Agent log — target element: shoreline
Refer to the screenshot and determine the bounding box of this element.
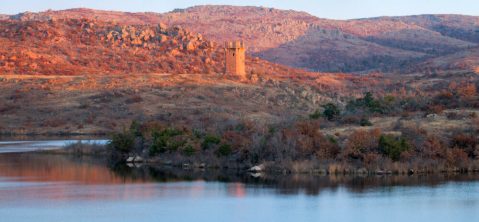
[34,144,479,176]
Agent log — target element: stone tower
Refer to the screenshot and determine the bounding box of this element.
[224,41,246,77]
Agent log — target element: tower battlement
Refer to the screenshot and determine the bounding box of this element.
[224,41,246,77]
[224,41,246,49]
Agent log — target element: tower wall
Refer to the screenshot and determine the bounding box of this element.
[224,41,246,77]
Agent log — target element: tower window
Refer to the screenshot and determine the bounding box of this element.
[233,53,235,56]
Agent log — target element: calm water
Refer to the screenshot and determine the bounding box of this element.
[0,139,109,153]
[0,141,479,222]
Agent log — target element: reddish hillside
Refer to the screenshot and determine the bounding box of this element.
[0,17,317,76]
[0,19,222,75]
[318,18,475,54]
[3,6,479,73]
[416,46,479,72]
[378,15,479,43]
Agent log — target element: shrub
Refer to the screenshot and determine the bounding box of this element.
[401,98,425,112]
[378,135,410,161]
[420,136,447,160]
[183,145,196,156]
[363,92,375,106]
[315,136,340,160]
[343,129,381,160]
[432,91,458,108]
[216,144,232,156]
[366,96,387,114]
[167,138,187,151]
[109,131,135,153]
[446,148,469,168]
[399,150,415,162]
[222,130,251,152]
[309,110,322,119]
[363,153,381,166]
[129,120,142,137]
[426,104,445,114]
[359,118,373,126]
[161,128,184,137]
[193,129,205,138]
[322,103,340,121]
[327,135,338,144]
[450,133,478,157]
[150,132,166,155]
[383,95,396,104]
[296,120,321,137]
[149,128,185,155]
[451,133,477,149]
[346,92,387,114]
[201,135,221,150]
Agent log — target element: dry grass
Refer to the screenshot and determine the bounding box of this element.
[322,110,478,142]
[1,69,477,137]
[0,73,331,135]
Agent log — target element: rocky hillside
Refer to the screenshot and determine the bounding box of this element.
[0,15,318,76]
[161,7,479,72]
[0,18,224,75]
[3,6,479,73]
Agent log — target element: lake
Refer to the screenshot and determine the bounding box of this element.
[0,141,478,222]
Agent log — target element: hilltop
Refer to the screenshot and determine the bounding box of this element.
[4,6,478,73]
[0,17,322,76]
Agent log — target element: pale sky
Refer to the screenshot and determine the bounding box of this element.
[1,0,478,20]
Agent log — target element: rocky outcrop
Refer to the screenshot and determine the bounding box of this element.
[0,19,220,75]
[126,155,144,163]
[249,164,265,172]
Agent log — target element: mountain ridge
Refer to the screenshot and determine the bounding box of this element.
[1,5,479,73]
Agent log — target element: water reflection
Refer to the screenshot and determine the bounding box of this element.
[1,152,478,199]
[0,152,478,222]
[126,165,479,196]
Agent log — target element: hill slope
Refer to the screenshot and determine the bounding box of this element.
[0,18,222,75]
[3,6,479,73]
[158,6,479,72]
[0,17,313,76]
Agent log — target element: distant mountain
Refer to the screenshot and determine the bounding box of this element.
[3,6,479,73]
[415,46,479,73]
[378,15,479,43]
